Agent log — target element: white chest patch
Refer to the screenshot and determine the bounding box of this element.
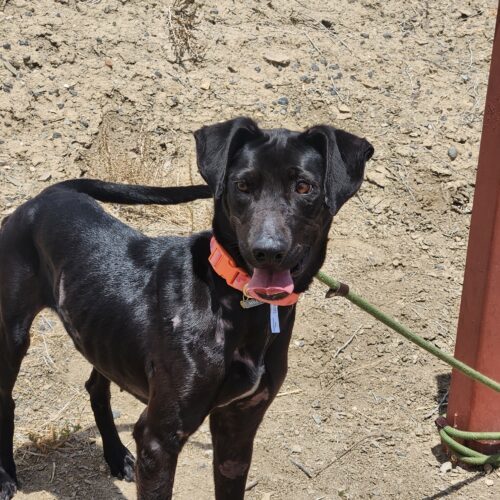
[216,351,265,408]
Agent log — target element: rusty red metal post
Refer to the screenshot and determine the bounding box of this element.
[446,6,500,453]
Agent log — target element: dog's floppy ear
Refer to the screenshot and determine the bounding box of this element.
[194,117,263,198]
[302,125,374,215]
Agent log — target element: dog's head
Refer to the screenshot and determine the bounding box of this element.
[194,117,373,296]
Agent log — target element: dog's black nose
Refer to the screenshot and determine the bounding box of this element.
[252,237,288,265]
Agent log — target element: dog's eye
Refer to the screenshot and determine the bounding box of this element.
[295,181,312,194]
[236,181,249,193]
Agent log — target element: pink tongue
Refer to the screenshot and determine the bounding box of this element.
[247,268,294,296]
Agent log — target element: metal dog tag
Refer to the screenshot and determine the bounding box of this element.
[240,297,263,309]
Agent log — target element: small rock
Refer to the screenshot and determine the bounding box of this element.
[96,37,103,44]
[254,66,261,73]
[312,414,322,425]
[448,146,458,160]
[299,75,312,83]
[290,444,302,454]
[168,96,179,107]
[39,172,52,182]
[154,70,162,78]
[277,96,289,106]
[200,80,211,90]
[460,74,470,82]
[2,42,11,50]
[294,340,305,348]
[52,132,62,139]
[440,461,453,473]
[329,63,339,70]
[311,400,321,409]
[104,59,113,69]
[361,32,369,39]
[112,409,121,419]
[338,103,351,113]
[311,63,319,72]
[484,464,493,474]
[431,165,451,177]
[332,71,343,80]
[264,82,273,89]
[383,32,392,39]
[263,52,290,67]
[485,478,494,487]
[18,39,30,46]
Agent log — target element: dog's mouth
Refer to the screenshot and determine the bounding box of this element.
[247,268,295,300]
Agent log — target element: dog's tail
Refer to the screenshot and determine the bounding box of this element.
[48,178,212,205]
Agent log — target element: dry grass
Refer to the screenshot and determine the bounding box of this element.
[84,112,210,235]
[27,422,82,454]
[166,0,206,66]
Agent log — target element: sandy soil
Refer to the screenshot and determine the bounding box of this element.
[0,0,499,498]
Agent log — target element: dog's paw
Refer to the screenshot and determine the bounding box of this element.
[106,448,136,482]
[0,469,17,500]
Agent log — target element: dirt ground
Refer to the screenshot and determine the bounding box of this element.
[1,0,499,498]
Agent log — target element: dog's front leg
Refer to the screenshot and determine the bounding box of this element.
[133,408,183,500]
[210,385,273,500]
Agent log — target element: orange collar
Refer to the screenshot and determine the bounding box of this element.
[208,236,300,306]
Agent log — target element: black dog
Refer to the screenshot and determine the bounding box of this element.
[0,117,373,499]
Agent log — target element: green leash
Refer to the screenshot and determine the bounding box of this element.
[314,271,500,465]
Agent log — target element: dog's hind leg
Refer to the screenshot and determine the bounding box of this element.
[85,369,135,481]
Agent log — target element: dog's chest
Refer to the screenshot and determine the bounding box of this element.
[213,348,265,409]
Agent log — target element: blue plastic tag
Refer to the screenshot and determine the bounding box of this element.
[270,305,280,334]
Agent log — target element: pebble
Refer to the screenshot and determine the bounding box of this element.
[52,132,62,139]
[2,42,11,50]
[294,340,305,348]
[264,82,273,89]
[485,478,494,487]
[338,103,351,113]
[299,75,313,83]
[254,66,261,73]
[329,63,339,70]
[277,96,289,106]
[39,172,52,181]
[18,39,29,46]
[312,414,322,425]
[311,400,321,409]
[461,74,470,82]
[112,409,121,419]
[383,32,392,39]
[484,464,493,474]
[263,52,290,67]
[290,444,302,454]
[311,63,319,72]
[154,70,162,78]
[447,146,458,160]
[361,32,370,39]
[440,461,452,473]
